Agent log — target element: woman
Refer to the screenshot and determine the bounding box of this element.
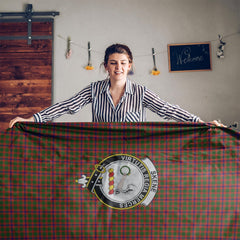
[9,43,224,127]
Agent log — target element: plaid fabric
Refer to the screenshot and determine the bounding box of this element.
[0,122,239,239]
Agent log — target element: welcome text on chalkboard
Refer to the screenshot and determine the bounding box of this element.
[168,42,212,72]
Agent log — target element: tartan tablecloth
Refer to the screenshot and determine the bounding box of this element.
[0,122,239,239]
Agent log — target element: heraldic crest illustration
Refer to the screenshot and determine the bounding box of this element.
[76,154,158,210]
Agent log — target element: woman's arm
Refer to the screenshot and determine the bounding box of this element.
[143,89,226,127]
[9,84,92,128]
[143,88,200,122]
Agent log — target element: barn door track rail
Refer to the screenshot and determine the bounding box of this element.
[0,4,59,44]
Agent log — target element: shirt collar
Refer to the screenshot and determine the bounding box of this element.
[101,78,133,94]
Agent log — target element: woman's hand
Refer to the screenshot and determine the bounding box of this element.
[199,119,227,127]
[209,120,227,127]
[9,116,34,128]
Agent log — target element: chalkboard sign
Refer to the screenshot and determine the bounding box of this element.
[168,42,212,72]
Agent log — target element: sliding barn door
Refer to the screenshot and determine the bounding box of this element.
[0,20,53,132]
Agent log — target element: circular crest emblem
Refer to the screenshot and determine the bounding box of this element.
[76,154,158,210]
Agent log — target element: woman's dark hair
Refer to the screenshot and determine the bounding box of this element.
[104,44,133,66]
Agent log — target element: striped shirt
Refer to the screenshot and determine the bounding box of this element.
[33,78,200,123]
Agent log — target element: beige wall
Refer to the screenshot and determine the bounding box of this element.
[1,0,240,129]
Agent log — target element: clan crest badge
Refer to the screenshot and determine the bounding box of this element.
[76,154,158,210]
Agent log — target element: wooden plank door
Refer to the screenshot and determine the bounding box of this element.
[0,20,52,132]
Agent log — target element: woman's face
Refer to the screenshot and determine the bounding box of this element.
[105,53,132,83]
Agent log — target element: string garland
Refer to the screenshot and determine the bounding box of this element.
[57,31,239,74]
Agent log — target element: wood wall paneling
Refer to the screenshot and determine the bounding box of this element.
[0,22,52,132]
